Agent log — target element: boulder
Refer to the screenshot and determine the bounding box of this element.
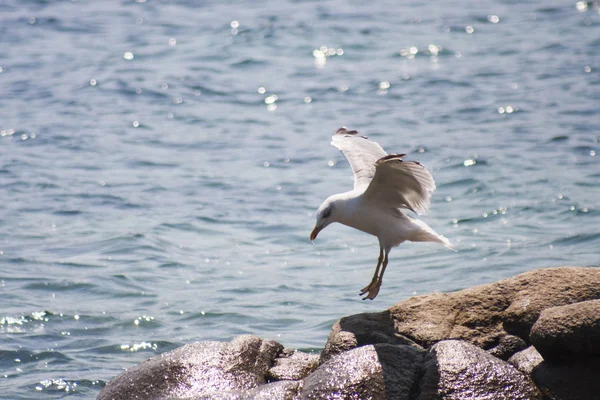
[507,346,544,375]
[300,345,385,400]
[529,299,600,362]
[323,267,600,360]
[486,334,527,360]
[501,268,600,339]
[416,340,543,400]
[300,343,424,400]
[97,335,283,400]
[267,348,319,381]
[320,311,422,363]
[375,344,425,400]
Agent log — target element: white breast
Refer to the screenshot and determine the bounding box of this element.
[338,194,413,248]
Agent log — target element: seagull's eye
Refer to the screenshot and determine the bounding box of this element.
[322,208,332,219]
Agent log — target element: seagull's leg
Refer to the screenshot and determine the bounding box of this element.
[360,247,383,298]
[362,249,390,300]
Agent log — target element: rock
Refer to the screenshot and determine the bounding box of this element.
[391,288,510,349]
[244,381,302,400]
[529,299,600,362]
[416,340,543,400]
[267,348,319,381]
[487,334,528,360]
[323,267,600,359]
[187,380,302,400]
[98,267,600,400]
[300,343,424,400]
[531,359,600,400]
[320,311,422,363]
[501,268,600,339]
[508,346,544,375]
[299,345,385,400]
[97,335,283,400]
[375,343,425,400]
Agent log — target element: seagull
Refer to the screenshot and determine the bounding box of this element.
[310,127,453,300]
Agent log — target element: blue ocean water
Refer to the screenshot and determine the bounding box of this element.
[0,0,599,398]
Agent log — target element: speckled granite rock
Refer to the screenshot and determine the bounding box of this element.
[302,343,424,400]
[267,348,319,381]
[300,345,387,400]
[416,340,542,400]
[178,380,302,400]
[97,335,283,400]
[530,299,600,362]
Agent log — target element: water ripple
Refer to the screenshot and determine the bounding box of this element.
[1,0,599,398]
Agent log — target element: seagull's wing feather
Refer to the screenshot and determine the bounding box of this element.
[331,127,388,189]
[363,154,436,215]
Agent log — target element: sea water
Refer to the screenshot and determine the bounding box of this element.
[1,0,599,398]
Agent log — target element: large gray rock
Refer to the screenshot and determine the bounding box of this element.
[300,343,424,400]
[529,299,600,362]
[417,340,543,400]
[323,267,600,361]
[97,335,283,400]
[300,345,385,400]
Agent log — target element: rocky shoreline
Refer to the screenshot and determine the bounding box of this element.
[98,267,600,400]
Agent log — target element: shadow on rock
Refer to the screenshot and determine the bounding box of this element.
[320,310,422,364]
[531,359,600,400]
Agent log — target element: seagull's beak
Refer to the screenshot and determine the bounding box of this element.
[310,226,321,241]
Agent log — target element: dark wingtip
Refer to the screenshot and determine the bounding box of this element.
[376,153,406,165]
[335,127,359,136]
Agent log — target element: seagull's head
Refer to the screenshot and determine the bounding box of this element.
[310,198,338,241]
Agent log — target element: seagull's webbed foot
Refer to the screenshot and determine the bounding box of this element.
[360,279,381,300]
[359,278,377,295]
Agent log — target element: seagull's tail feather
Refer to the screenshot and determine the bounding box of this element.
[408,218,456,251]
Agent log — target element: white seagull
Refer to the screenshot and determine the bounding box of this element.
[310,127,453,300]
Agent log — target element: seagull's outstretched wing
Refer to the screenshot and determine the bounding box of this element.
[363,154,436,215]
[331,127,388,189]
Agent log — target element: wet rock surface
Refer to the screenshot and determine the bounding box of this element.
[267,348,319,381]
[97,335,284,400]
[300,345,386,400]
[98,267,600,400]
[417,340,542,400]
